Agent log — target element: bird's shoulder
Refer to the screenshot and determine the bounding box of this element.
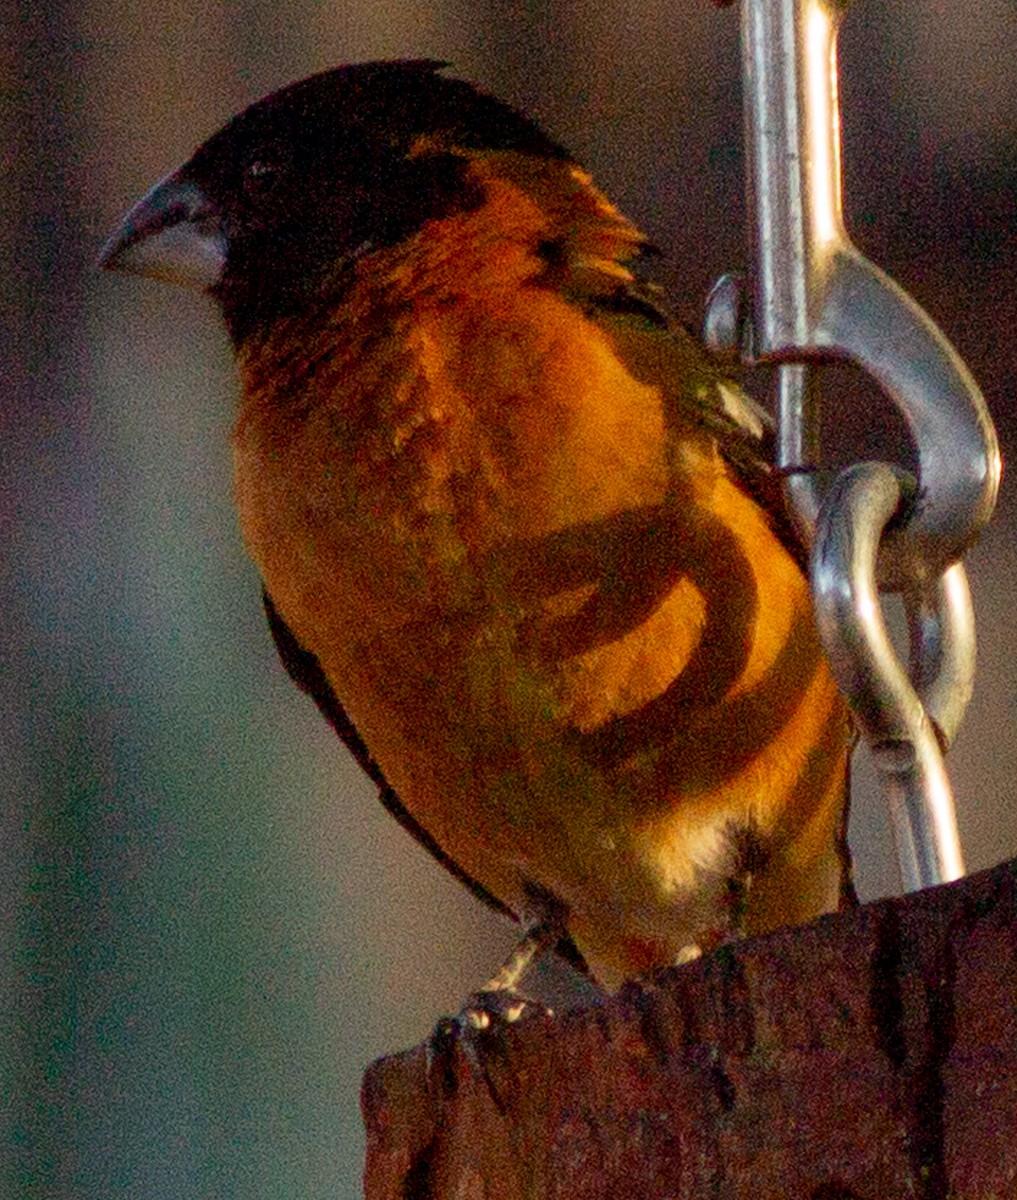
[459,148,793,551]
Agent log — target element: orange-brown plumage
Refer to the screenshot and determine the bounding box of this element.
[101,62,852,989]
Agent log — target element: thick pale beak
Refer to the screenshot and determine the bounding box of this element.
[98,170,227,291]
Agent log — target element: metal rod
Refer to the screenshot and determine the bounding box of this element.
[775,362,823,547]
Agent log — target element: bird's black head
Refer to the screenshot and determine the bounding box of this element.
[99,61,570,345]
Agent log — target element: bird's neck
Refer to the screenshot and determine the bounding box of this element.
[234,150,648,401]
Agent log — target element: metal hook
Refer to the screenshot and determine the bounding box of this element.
[705,0,1000,586]
[705,0,1000,890]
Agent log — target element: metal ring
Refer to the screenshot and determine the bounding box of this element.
[810,462,966,890]
[904,562,976,753]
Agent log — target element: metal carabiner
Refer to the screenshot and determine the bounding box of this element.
[705,0,1001,890]
[707,0,1000,584]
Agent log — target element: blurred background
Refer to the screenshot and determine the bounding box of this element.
[2,1,1014,1197]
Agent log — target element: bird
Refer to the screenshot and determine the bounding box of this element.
[99,59,854,999]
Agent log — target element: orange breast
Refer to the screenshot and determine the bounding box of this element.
[232,182,850,983]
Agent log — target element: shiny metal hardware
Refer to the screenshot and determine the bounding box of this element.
[733,0,1000,586]
[811,464,966,889]
[706,0,1002,890]
[904,562,976,753]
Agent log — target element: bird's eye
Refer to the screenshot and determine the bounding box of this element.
[243,158,282,196]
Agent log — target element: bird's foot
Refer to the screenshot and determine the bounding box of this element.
[457,984,553,1031]
[424,914,565,1104]
[425,985,553,1111]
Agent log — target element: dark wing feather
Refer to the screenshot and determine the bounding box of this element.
[581,273,810,570]
[262,591,591,975]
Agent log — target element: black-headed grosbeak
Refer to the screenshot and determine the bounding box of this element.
[100,60,853,994]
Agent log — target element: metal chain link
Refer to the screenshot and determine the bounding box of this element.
[705,0,1001,890]
[811,463,967,889]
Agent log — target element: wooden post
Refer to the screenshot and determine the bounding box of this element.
[362,858,1017,1198]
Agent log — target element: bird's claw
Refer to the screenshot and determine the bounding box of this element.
[424,986,554,1108]
[458,986,554,1030]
